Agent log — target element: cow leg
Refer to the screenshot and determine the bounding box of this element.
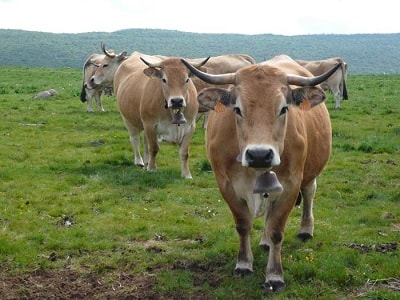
[178,125,195,179]
[121,115,144,167]
[332,88,341,109]
[94,91,105,112]
[262,188,299,292]
[202,111,209,129]
[298,179,316,241]
[143,125,159,172]
[233,210,254,276]
[218,177,254,276]
[86,90,94,113]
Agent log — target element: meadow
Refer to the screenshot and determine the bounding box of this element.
[0,66,399,299]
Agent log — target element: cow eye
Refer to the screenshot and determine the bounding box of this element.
[280,106,289,116]
[103,64,108,68]
[233,107,243,117]
[162,78,167,84]
[185,78,190,84]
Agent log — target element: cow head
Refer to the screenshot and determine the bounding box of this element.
[140,56,209,124]
[90,43,128,87]
[182,59,339,191]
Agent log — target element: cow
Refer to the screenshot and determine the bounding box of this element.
[80,53,114,112]
[191,54,257,128]
[295,57,348,109]
[89,42,129,88]
[181,55,340,292]
[113,52,209,179]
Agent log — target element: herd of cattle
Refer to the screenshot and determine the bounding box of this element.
[80,44,347,293]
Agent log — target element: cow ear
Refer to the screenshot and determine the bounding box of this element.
[143,67,162,79]
[197,87,234,112]
[290,87,326,110]
[118,51,129,62]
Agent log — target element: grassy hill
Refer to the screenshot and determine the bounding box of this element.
[0,29,399,74]
[0,66,399,299]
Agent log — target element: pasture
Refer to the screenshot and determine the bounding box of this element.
[0,66,399,299]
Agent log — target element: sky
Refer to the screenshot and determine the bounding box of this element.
[0,0,399,36]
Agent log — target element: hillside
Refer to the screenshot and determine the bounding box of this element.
[1,29,399,74]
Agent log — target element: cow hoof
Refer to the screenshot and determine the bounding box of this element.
[233,268,253,277]
[261,280,285,293]
[297,232,313,242]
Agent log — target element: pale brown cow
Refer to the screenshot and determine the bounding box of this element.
[89,43,129,88]
[114,52,209,179]
[182,55,340,291]
[295,57,348,109]
[191,54,256,128]
[80,53,108,112]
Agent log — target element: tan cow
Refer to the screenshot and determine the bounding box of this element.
[295,57,348,109]
[89,43,129,88]
[191,54,256,128]
[80,53,109,112]
[114,52,209,179]
[182,55,340,291]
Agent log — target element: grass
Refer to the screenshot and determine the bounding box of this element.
[0,68,399,299]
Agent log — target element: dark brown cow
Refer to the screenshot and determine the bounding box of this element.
[182,55,340,291]
[114,52,208,178]
[295,57,348,109]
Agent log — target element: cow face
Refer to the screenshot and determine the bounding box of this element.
[91,50,128,87]
[197,66,328,173]
[143,60,191,110]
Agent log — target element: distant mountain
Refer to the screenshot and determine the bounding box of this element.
[1,29,399,74]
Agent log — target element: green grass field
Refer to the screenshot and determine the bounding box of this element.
[0,67,399,299]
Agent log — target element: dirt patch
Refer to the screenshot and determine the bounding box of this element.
[347,242,397,254]
[0,268,213,300]
[0,269,158,299]
[0,260,220,300]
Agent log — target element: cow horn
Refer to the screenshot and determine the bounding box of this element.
[190,56,211,68]
[101,42,116,58]
[287,63,341,86]
[140,57,161,68]
[181,59,236,85]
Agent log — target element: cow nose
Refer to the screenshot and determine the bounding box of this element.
[170,97,184,107]
[245,148,274,168]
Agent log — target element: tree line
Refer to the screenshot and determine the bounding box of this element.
[0,29,399,74]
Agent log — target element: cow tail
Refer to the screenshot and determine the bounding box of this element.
[342,79,348,100]
[80,84,87,102]
[341,62,349,100]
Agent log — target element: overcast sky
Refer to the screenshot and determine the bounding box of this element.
[1,0,399,36]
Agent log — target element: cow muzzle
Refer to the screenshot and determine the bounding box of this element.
[167,97,186,108]
[239,145,280,169]
[84,82,94,90]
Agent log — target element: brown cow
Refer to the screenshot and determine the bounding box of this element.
[182,55,340,291]
[114,52,209,179]
[295,57,348,109]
